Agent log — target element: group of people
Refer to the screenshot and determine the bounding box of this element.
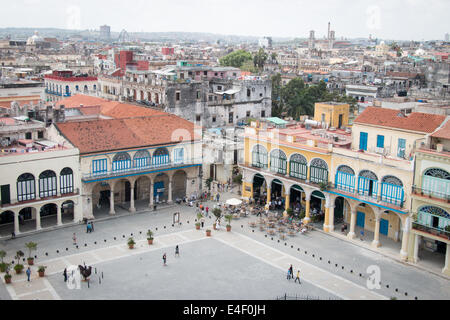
[86,221,95,233]
[162,245,180,266]
[287,264,301,284]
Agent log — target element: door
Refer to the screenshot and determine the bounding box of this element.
[1,185,10,205]
[124,181,131,202]
[359,132,368,151]
[338,114,343,128]
[380,219,389,236]
[356,211,365,228]
[154,181,164,201]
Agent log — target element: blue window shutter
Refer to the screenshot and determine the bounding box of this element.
[377,135,384,148]
[359,132,368,151]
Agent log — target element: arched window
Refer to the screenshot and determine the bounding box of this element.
[84,85,88,92]
[152,148,170,167]
[65,85,70,96]
[310,158,328,184]
[358,170,378,198]
[381,175,404,206]
[75,85,79,91]
[422,168,450,199]
[133,150,151,169]
[252,145,268,169]
[417,206,450,230]
[17,173,35,201]
[289,154,307,180]
[113,152,131,172]
[336,165,355,193]
[60,167,73,194]
[270,149,287,175]
[39,170,57,198]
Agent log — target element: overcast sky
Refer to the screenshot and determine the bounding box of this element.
[4,0,450,40]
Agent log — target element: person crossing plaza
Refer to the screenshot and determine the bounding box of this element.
[295,269,301,284]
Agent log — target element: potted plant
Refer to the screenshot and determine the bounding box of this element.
[14,251,24,274]
[127,237,135,249]
[25,242,37,266]
[206,229,211,237]
[4,264,11,284]
[38,266,46,277]
[225,214,233,232]
[195,222,201,230]
[213,208,222,230]
[0,250,7,273]
[146,230,154,245]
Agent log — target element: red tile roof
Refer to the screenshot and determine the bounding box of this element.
[354,107,446,133]
[431,119,450,140]
[55,115,201,154]
[55,94,164,119]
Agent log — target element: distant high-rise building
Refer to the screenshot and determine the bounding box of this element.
[445,33,449,42]
[309,30,315,50]
[100,25,111,40]
[258,37,272,48]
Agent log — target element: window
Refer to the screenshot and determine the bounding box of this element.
[270,149,287,175]
[376,135,385,148]
[17,173,35,201]
[261,110,266,118]
[214,73,218,76]
[358,170,378,198]
[397,138,406,158]
[212,116,216,123]
[112,152,131,172]
[204,71,207,76]
[176,92,180,101]
[92,159,107,176]
[38,131,44,139]
[25,132,32,140]
[174,148,184,164]
[39,170,57,198]
[196,91,201,99]
[310,158,328,184]
[217,86,222,91]
[60,167,73,194]
[196,115,201,122]
[153,148,170,167]
[359,132,368,151]
[208,95,213,102]
[246,111,251,117]
[133,150,151,169]
[180,73,184,79]
[252,145,268,168]
[229,112,234,124]
[247,89,251,97]
[289,154,307,180]
[335,165,355,193]
[381,175,404,206]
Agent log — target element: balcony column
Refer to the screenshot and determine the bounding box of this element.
[266,187,271,204]
[285,192,290,210]
[304,194,311,224]
[443,243,450,276]
[413,234,420,264]
[57,204,62,226]
[324,205,335,232]
[36,209,41,230]
[129,185,136,213]
[14,210,20,235]
[149,182,154,210]
[372,213,381,248]
[168,178,173,204]
[109,188,116,215]
[400,217,410,261]
[347,208,357,239]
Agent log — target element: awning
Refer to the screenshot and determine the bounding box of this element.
[226,198,242,206]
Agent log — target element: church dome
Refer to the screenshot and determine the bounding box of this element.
[27,31,44,45]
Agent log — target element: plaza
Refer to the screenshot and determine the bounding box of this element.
[0,190,449,300]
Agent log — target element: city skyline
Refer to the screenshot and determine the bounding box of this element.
[3,0,450,41]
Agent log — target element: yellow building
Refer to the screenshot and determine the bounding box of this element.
[313,102,349,129]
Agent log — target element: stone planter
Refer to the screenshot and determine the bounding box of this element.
[4,276,11,284]
[27,258,34,266]
[147,239,153,245]
[128,244,134,249]
[195,224,200,230]
[206,230,211,237]
[38,271,45,278]
[226,225,231,232]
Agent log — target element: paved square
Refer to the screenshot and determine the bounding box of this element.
[46,238,340,300]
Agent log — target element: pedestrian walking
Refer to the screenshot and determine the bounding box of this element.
[63,268,68,282]
[91,221,94,232]
[11,231,15,239]
[86,223,90,233]
[206,206,209,215]
[295,270,301,284]
[286,268,291,280]
[175,245,180,257]
[163,253,167,266]
[201,217,205,228]
[26,267,31,282]
[72,233,77,245]
[216,193,220,202]
[289,264,293,279]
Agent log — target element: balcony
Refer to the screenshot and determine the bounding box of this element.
[412,221,450,241]
[412,186,450,202]
[0,189,80,208]
[82,158,202,182]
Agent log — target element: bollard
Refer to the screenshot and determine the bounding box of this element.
[414,297,418,300]
[241,225,243,228]
[405,292,408,296]
[291,245,293,249]
[114,237,116,240]
[122,235,125,238]
[350,270,353,273]
[328,261,330,264]
[342,266,344,270]
[335,264,338,267]
[84,244,87,247]
[140,231,142,234]
[34,255,37,259]
[99,277,101,284]
[386,285,389,288]
[56,250,59,254]
[94,242,97,245]
[95,268,97,274]
[164,226,166,229]
[297,248,300,251]
[305,251,307,254]
[66,248,69,251]
[265,235,267,238]
[76,245,79,249]
[131,233,133,236]
[187,221,189,224]
[172,224,174,227]
[319,257,322,261]
[395,288,398,292]
[359,273,362,277]
[277,240,279,242]
[312,254,315,258]
[284,243,287,246]
[252,230,255,233]
[104,240,106,242]
[271,237,273,240]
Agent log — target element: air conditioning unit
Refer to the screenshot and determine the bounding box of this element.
[375,147,385,154]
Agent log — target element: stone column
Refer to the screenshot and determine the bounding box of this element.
[304,194,311,224]
[328,205,335,232]
[168,178,173,204]
[36,210,41,230]
[400,217,410,261]
[109,188,116,215]
[149,182,154,209]
[372,214,381,248]
[347,209,357,239]
[14,211,20,235]
[442,243,450,276]
[285,192,290,210]
[129,186,136,213]
[57,204,62,226]
[413,234,420,263]
[266,187,271,204]
[323,207,330,232]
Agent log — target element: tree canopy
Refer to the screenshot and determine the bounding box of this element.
[219,50,253,68]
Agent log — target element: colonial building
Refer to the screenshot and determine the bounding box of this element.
[44,70,98,103]
[51,112,202,219]
[0,116,81,238]
[408,119,450,276]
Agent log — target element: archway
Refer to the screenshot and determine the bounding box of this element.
[154,173,169,203]
[92,182,112,217]
[290,185,305,217]
[310,190,325,223]
[134,176,151,202]
[172,170,187,201]
[0,210,15,237]
[40,203,57,228]
[252,173,267,205]
[61,200,75,224]
[270,179,285,210]
[18,207,36,233]
[114,179,132,210]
